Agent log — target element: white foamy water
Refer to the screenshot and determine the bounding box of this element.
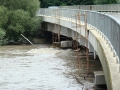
[27,48,62,54]
[0,45,95,90]
[27,48,72,55]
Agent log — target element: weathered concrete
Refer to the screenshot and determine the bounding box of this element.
[61,41,72,48]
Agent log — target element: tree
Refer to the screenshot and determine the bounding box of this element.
[93,0,117,4]
[0,0,40,17]
[0,0,41,43]
[0,28,5,39]
[40,0,118,8]
[8,10,31,33]
[0,28,6,45]
[0,6,8,28]
[80,0,94,5]
[118,0,120,3]
[40,0,94,8]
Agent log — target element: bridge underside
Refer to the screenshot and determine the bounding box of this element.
[41,22,95,51]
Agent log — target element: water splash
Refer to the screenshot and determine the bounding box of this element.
[27,48,72,55]
[27,48,60,54]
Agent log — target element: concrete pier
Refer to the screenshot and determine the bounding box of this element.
[61,41,72,48]
[94,71,106,85]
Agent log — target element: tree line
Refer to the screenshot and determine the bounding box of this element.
[40,0,118,8]
[0,0,40,45]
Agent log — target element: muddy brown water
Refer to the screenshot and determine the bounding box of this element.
[0,44,103,90]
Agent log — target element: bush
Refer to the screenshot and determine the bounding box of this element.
[0,28,7,45]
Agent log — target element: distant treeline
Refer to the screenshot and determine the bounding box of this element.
[40,0,118,8]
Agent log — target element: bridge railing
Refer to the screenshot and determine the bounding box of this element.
[37,8,120,63]
[58,4,120,12]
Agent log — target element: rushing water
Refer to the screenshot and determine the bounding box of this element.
[0,45,94,90]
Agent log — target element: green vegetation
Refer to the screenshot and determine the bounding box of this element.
[0,0,40,45]
[40,0,94,7]
[94,0,117,4]
[0,28,7,45]
[40,0,118,8]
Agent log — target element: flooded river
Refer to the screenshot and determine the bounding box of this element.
[0,44,95,90]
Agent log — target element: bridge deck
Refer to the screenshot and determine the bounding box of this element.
[105,13,120,21]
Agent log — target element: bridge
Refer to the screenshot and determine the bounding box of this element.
[36,4,120,90]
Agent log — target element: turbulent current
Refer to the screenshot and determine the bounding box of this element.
[0,45,94,90]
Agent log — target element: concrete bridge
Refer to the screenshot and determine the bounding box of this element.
[36,4,120,90]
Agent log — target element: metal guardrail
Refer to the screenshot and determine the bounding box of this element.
[58,4,120,12]
[37,8,120,63]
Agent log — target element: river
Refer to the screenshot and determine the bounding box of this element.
[0,44,95,90]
